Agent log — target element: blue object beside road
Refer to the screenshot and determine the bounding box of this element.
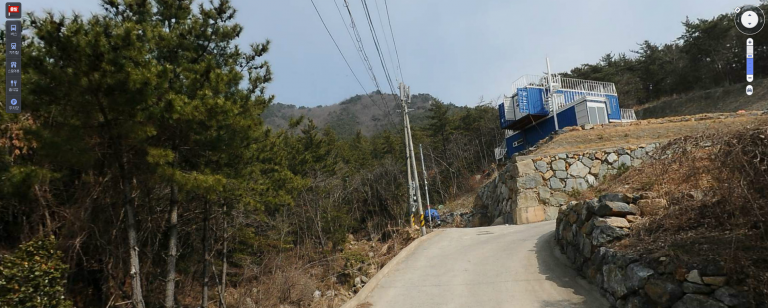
[426,208,440,221]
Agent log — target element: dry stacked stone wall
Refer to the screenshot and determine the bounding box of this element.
[475,143,660,225]
[556,193,757,308]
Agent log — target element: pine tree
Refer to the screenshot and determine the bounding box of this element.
[426,99,452,156]
[345,129,372,169]
[22,0,301,306]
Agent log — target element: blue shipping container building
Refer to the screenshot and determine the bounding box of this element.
[498,75,636,158]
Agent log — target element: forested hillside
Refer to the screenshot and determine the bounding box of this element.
[563,3,768,109]
[261,92,471,138]
[0,1,502,307]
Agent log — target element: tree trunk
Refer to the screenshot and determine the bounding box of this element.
[122,166,146,308]
[441,132,448,157]
[314,201,326,249]
[218,204,227,308]
[164,183,179,308]
[201,201,210,308]
[429,147,445,204]
[98,99,145,308]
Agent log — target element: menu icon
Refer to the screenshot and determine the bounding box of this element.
[5,18,21,113]
[5,2,20,19]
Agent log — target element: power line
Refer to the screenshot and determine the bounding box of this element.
[341,0,382,91]
[373,0,400,83]
[362,0,396,95]
[360,0,398,95]
[309,0,374,114]
[309,0,396,131]
[333,0,376,84]
[384,0,404,83]
[339,0,400,130]
[312,0,399,130]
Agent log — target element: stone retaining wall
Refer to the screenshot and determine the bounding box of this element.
[556,193,756,308]
[474,143,660,225]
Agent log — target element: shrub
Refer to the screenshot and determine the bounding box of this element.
[566,188,583,199]
[0,236,71,308]
[615,163,631,176]
[592,122,768,302]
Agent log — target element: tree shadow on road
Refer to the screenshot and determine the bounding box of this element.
[534,230,609,308]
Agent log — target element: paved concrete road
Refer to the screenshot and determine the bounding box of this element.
[357,221,609,308]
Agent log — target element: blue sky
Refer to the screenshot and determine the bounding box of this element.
[17,0,747,106]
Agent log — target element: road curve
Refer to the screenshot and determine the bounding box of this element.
[355,221,609,308]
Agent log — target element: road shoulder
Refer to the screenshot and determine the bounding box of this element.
[341,229,444,308]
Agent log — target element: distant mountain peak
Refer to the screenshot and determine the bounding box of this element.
[262,92,442,138]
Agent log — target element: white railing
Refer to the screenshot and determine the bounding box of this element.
[495,145,507,160]
[620,108,637,122]
[510,74,549,91]
[555,76,617,96]
[549,93,566,111]
[511,74,617,96]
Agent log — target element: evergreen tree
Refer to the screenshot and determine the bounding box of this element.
[426,99,452,155]
[345,129,372,169]
[20,0,299,305]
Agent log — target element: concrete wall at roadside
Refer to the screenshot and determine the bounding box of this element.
[474,143,660,226]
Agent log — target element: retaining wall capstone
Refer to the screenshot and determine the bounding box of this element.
[474,143,660,225]
[556,193,759,308]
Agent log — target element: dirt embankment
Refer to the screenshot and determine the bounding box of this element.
[584,118,768,304]
[528,112,767,156]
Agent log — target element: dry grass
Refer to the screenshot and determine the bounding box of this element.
[636,78,768,119]
[441,192,477,214]
[592,118,768,302]
[174,228,418,308]
[532,113,767,156]
[439,168,498,215]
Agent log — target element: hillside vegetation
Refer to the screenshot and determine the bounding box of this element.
[636,79,768,119]
[563,3,768,110]
[590,119,768,303]
[262,93,473,138]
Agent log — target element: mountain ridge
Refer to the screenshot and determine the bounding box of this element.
[262,92,452,138]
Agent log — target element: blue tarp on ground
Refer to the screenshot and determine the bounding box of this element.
[426,208,440,221]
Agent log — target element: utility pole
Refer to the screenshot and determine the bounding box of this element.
[406,113,427,236]
[400,82,427,236]
[419,144,433,228]
[401,85,416,229]
[547,57,559,131]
